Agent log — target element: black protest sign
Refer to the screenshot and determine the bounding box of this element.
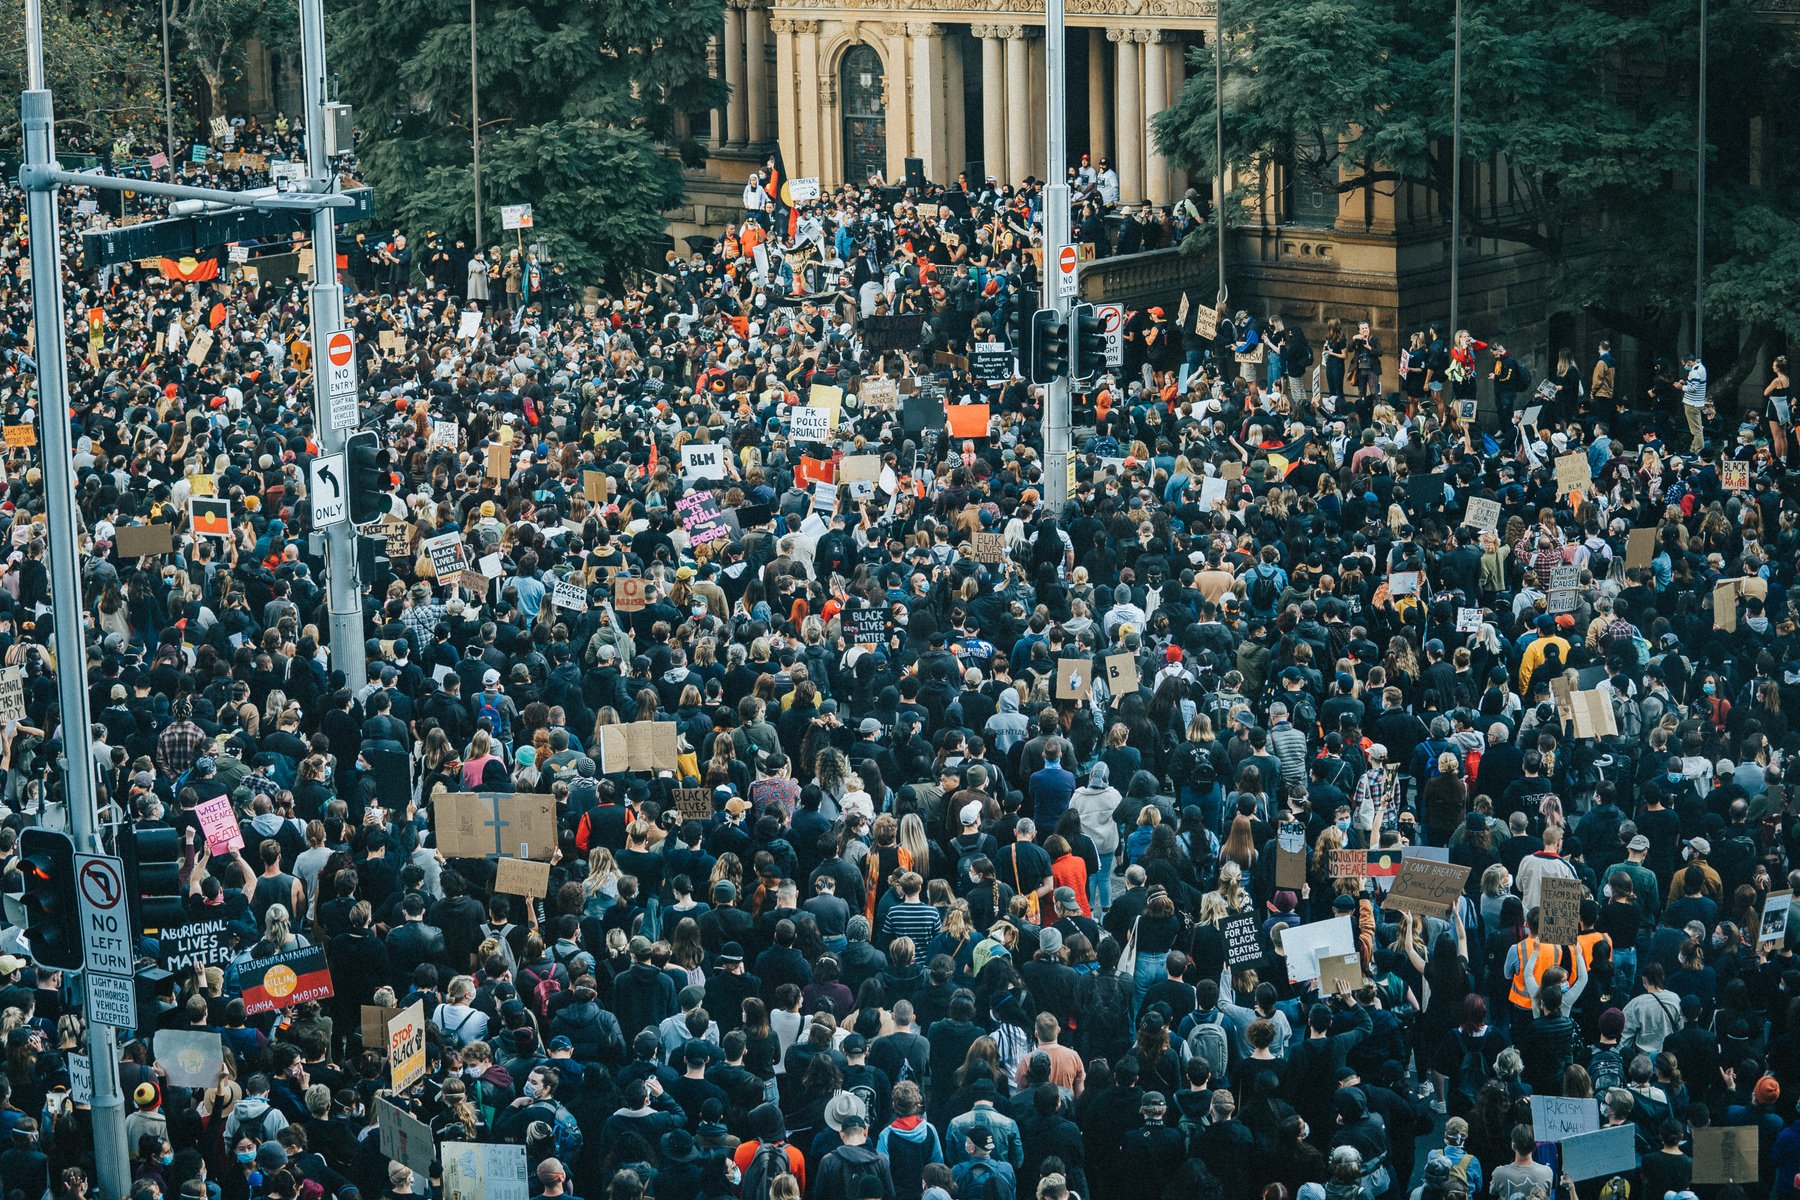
[1224,912,1267,971]
[846,607,886,647]
[159,918,232,969]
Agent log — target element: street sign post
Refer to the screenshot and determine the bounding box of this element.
[86,972,137,1029]
[1097,302,1125,368]
[325,329,358,430]
[74,853,132,977]
[1056,245,1078,298]
[310,452,347,528]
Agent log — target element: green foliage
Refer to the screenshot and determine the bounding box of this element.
[1154,0,1800,359]
[332,0,723,282]
[166,0,296,118]
[0,1,177,149]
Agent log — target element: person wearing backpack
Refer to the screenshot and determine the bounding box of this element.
[472,669,519,750]
[1243,549,1287,619]
[1178,981,1233,1090]
[735,1102,808,1199]
[516,933,572,1020]
[814,1100,895,1200]
[949,1126,1016,1200]
[223,1074,290,1145]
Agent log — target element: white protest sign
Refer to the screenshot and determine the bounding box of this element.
[791,405,832,442]
[787,177,820,203]
[500,204,534,230]
[681,443,726,480]
[1281,916,1355,983]
[551,578,590,611]
[1530,1095,1600,1142]
[1457,608,1481,633]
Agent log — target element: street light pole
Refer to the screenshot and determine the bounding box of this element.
[1694,0,1706,358]
[1449,0,1461,336]
[1042,0,1072,515]
[160,0,176,181]
[17,0,132,1194]
[299,0,367,693]
[1213,11,1226,309]
[471,0,482,246]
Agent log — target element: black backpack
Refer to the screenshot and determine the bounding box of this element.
[1249,566,1281,612]
[962,1161,1016,1200]
[741,1140,791,1200]
[1287,334,1315,373]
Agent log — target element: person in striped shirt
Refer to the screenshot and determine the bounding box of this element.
[878,871,941,948]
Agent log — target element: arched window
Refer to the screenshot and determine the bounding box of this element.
[841,45,887,186]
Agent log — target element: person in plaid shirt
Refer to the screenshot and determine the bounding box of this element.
[1352,743,1398,837]
[155,697,208,781]
[1513,529,1566,591]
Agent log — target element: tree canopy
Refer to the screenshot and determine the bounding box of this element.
[332,0,724,281]
[1153,0,1800,379]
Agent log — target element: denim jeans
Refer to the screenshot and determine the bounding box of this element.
[1610,946,1637,1001]
[1089,850,1115,913]
[1134,950,1170,1018]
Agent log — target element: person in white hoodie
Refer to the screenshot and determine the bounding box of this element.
[1070,762,1123,915]
[985,686,1030,756]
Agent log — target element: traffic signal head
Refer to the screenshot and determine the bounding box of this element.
[1031,309,1069,384]
[20,829,80,970]
[120,825,185,935]
[345,430,391,526]
[1073,303,1107,383]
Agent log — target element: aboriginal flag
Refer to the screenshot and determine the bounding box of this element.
[190,496,231,539]
[766,144,800,240]
[158,255,219,282]
[240,945,335,1015]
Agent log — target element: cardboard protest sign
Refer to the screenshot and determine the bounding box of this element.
[1318,952,1367,994]
[186,328,214,365]
[1625,527,1657,569]
[860,377,898,409]
[809,384,844,424]
[1714,577,1742,631]
[1530,1094,1600,1142]
[1554,452,1592,493]
[1381,858,1471,918]
[1276,846,1307,889]
[614,575,646,611]
[1691,1126,1760,1184]
[485,442,512,479]
[240,945,334,1014]
[840,454,881,484]
[1536,875,1585,945]
[2,425,36,449]
[1055,657,1093,700]
[153,1029,223,1088]
[388,1001,428,1092]
[380,330,407,357]
[1194,305,1219,340]
[673,788,712,822]
[1280,916,1354,982]
[1550,564,1580,592]
[946,404,991,439]
[1560,1125,1638,1182]
[195,795,244,855]
[494,857,552,899]
[1759,889,1793,947]
[1548,590,1578,614]
[361,1004,402,1049]
[1722,460,1749,491]
[433,792,558,860]
[681,443,726,480]
[583,470,609,502]
[1456,608,1482,633]
[375,1096,436,1178]
[594,721,682,775]
[115,524,174,558]
[1223,912,1266,971]
[1463,497,1502,533]
[1570,689,1618,740]
[972,532,1006,563]
[1104,653,1140,699]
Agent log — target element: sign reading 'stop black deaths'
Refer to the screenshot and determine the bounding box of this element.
[1224,912,1266,970]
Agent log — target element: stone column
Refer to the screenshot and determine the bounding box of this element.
[710,34,728,151]
[1141,32,1170,205]
[1109,28,1142,204]
[976,26,1005,179]
[795,20,821,174]
[944,30,966,179]
[1087,30,1109,163]
[745,1,770,145]
[908,22,942,182]
[1003,25,1030,185]
[1166,38,1187,200]
[773,19,797,164]
[880,23,909,180]
[724,2,747,146]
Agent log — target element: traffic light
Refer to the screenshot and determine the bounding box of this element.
[1004,294,1034,370]
[345,430,391,526]
[1073,303,1107,383]
[120,826,185,935]
[1031,309,1069,384]
[20,829,80,970]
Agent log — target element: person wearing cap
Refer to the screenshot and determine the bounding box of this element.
[949,1123,1018,1198]
[701,942,760,1034]
[613,934,680,1041]
[594,1074,686,1160]
[1120,1089,1184,1176]
[814,1093,894,1200]
[124,1083,166,1158]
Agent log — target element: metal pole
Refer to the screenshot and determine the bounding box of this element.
[1213,12,1226,308]
[17,0,130,1192]
[1449,0,1461,336]
[1042,0,1071,515]
[471,0,482,247]
[1694,0,1706,358]
[299,0,367,693]
[161,0,175,182]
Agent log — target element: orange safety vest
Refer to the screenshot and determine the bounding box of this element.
[1577,930,1612,973]
[1508,937,1577,1010]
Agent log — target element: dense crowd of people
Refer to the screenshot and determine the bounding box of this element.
[0,125,1791,1200]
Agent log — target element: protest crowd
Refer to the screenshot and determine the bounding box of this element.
[0,117,1790,1200]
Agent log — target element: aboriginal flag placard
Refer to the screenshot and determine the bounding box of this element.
[240,945,334,1015]
[190,496,231,539]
